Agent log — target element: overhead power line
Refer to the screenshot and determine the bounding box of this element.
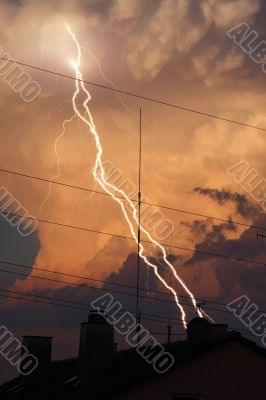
[0,267,232,314]
[0,288,184,325]
[0,292,181,327]
[1,210,266,268]
[0,167,264,232]
[0,258,260,310]
[0,287,254,334]
[0,259,225,306]
[0,57,265,132]
[0,267,216,310]
[0,291,188,327]
[1,262,266,315]
[0,289,256,337]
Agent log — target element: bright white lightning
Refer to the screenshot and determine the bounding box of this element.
[69,59,77,69]
[81,46,139,120]
[66,41,159,220]
[201,309,215,323]
[40,114,76,212]
[64,46,139,219]
[65,24,214,329]
[81,44,167,148]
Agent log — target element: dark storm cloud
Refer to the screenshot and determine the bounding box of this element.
[181,220,210,236]
[78,0,115,18]
[105,252,158,312]
[0,252,179,384]
[0,218,40,289]
[185,213,266,307]
[1,0,265,384]
[105,251,179,293]
[194,187,259,218]
[1,215,265,384]
[181,219,236,238]
[104,251,186,316]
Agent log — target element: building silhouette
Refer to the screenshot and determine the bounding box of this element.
[1,313,266,399]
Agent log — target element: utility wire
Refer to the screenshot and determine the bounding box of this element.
[0,289,256,336]
[1,264,265,315]
[0,287,256,333]
[0,58,262,341]
[0,258,241,307]
[0,288,184,325]
[0,267,229,313]
[0,167,264,232]
[0,292,186,327]
[1,210,265,268]
[0,57,265,132]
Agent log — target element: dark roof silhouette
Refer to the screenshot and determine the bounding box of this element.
[1,331,265,400]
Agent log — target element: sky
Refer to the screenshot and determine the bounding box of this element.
[0,0,265,384]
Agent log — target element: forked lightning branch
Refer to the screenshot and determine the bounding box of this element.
[64,23,214,329]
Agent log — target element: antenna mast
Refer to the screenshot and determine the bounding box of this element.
[136,108,142,329]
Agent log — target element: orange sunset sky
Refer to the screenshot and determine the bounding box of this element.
[0,1,265,382]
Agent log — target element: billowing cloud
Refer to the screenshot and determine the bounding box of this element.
[0,1,265,384]
[184,213,266,307]
[194,187,259,218]
[115,0,260,80]
[0,217,40,289]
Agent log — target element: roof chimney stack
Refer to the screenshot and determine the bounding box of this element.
[21,336,52,384]
[79,310,114,377]
[187,318,228,344]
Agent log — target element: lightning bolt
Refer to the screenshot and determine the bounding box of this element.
[82,45,139,120]
[145,243,157,295]
[82,44,166,158]
[64,45,143,222]
[61,41,163,223]
[40,114,76,212]
[39,33,79,212]
[65,24,212,329]
[201,309,215,323]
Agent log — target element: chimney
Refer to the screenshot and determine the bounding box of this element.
[21,336,52,383]
[79,310,114,377]
[187,318,228,344]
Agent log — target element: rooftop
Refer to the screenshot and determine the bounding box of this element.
[1,327,265,400]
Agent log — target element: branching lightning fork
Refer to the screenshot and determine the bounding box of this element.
[65,24,213,329]
[40,114,76,211]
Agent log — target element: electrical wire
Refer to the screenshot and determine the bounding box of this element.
[1,210,265,268]
[0,289,256,337]
[0,167,264,231]
[0,57,265,132]
[1,263,265,315]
